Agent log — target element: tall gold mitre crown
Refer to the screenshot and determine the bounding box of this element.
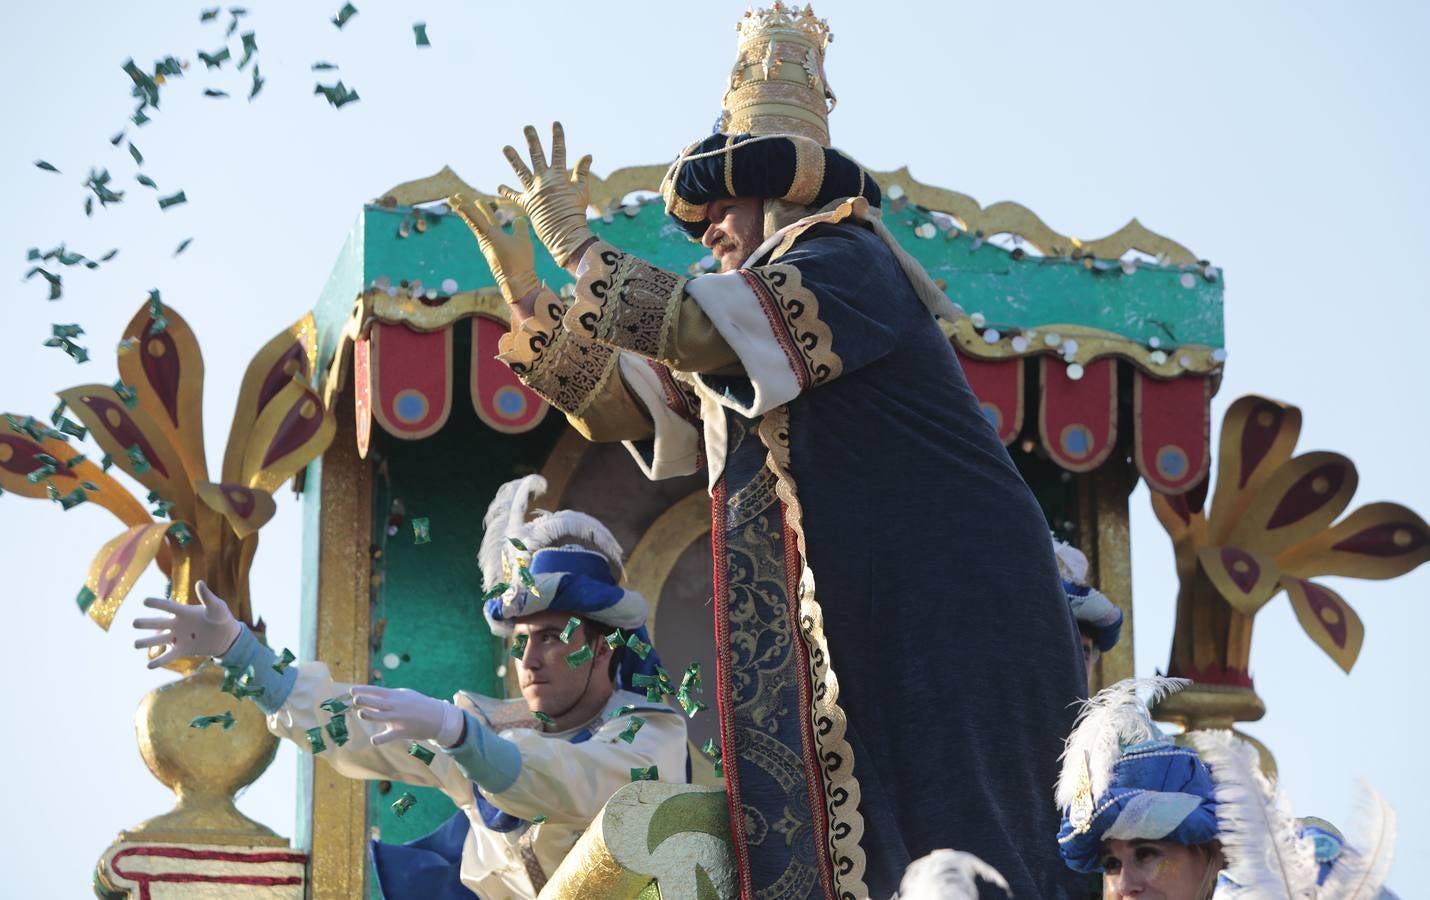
[721,3,836,145]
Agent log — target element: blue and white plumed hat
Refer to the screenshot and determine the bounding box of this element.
[478,476,660,691]
[1056,677,1218,872]
[1054,539,1124,653]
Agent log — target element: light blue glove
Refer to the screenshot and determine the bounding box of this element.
[219,625,298,715]
[444,711,522,793]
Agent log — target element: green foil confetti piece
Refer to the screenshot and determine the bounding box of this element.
[532,710,555,726]
[564,644,594,668]
[100,248,118,262]
[58,488,89,510]
[306,726,327,754]
[76,586,97,614]
[314,80,360,108]
[34,160,60,173]
[109,130,126,146]
[608,704,636,718]
[311,61,338,70]
[137,174,158,189]
[319,696,349,714]
[115,381,140,408]
[508,537,527,552]
[681,662,702,694]
[559,616,581,643]
[630,766,658,782]
[604,630,625,649]
[531,815,548,824]
[518,566,536,587]
[701,738,723,775]
[158,190,188,210]
[273,648,296,672]
[200,7,220,21]
[324,713,350,747]
[128,142,143,165]
[412,517,430,544]
[25,267,62,300]
[510,633,529,660]
[51,324,83,340]
[483,582,510,601]
[237,32,258,69]
[203,88,229,98]
[249,65,264,100]
[408,743,435,766]
[331,2,358,28]
[625,634,651,660]
[168,522,194,546]
[132,107,150,127]
[99,452,113,471]
[151,498,174,519]
[220,665,243,695]
[174,238,193,256]
[199,47,230,69]
[189,711,235,730]
[391,791,416,817]
[616,716,645,744]
[413,22,430,46]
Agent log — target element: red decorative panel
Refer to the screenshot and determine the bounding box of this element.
[368,322,453,442]
[354,333,372,459]
[956,351,1023,445]
[1134,372,1212,495]
[1038,357,1117,472]
[470,316,548,434]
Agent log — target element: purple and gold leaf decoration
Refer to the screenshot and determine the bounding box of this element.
[222,314,317,484]
[58,385,195,519]
[1196,546,1281,616]
[196,480,276,540]
[1280,576,1365,673]
[1277,502,1430,581]
[83,522,170,630]
[1207,396,1302,545]
[118,303,208,483]
[239,376,335,493]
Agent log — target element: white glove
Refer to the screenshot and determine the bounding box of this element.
[132,580,243,669]
[351,685,466,748]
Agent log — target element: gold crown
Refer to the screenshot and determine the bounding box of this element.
[721,3,836,144]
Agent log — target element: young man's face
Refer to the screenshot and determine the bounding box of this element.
[511,610,612,717]
[702,197,764,272]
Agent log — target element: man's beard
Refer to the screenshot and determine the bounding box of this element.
[713,236,744,272]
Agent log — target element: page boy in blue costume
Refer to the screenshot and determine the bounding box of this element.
[132,477,687,899]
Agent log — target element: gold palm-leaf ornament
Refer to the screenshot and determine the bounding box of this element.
[0,299,332,668]
[1153,395,1430,685]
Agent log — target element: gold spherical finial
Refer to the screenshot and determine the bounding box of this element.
[721,4,836,144]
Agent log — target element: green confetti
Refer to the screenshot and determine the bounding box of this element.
[391,791,417,817]
[249,65,264,100]
[616,716,645,744]
[604,630,626,649]
[408,743,436,766]
[630,765,659,782]
[58,416,87,439]
[509,632,529,660]
[681,662,702,694]
[314,80,360,108]
[167,521,194,546]
[306,726,327,754]
[272,648,296,672]
[532,710,555,726]
[559,616,581,643]
[701,738,723,775]
[677,689,707,719]
[51,323,83,340]
[413,22,430,47]
[625,634,651,660]
[319,696,349,714]
[483,582,510,601]
[518,566,536,588]
[99,452,113,471]
[85,196,93,216]
[137,174,157,189]
[331,2,358,28]
[25,267,62,300]
[189,711,235,730]
[34,160,60,173]
[128,142,143,165]
[99,248,118,261]
[324,713,350,747]
[311,61,338,70]
[237,32,258,69]
[126,444,151,475]
[174,238,193,256]
[115,381,139,408]
[220,665,243,695]
[158,190,188,210]
[50,400,67,424]
[44,336,89,364]
[565,644,594,668]
[27,463,56,484]
[200,7,221,22]
[198,47,230,69]
[84,167,124,208]
[58,488,89,510]
[531,815,548,824]
[608,704,636,718]
[508,537,528,552]
[203,88,229,98]
[109,130,126,146]
[132,107,150,127]
[76,586,97,614]
[412,516,430,544]
[122,59,160,109]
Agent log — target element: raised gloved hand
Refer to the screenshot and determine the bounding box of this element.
[351,685,466,748]
[498,122,595,268]
[132,580,243,669]
[449,193,541,304]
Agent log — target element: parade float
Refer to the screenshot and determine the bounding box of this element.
[2,4,1425,898]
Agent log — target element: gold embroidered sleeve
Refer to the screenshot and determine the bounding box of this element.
[495,287,653,441]
[566,240,740,374]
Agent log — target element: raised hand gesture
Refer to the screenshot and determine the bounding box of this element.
[449,194,540,304]
[497,122,595,268]
[132,580,243,669]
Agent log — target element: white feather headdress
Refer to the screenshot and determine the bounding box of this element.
[1318,780,1398,900]
[1056,675,1190,812]
[1187,729,1319,899]
[478,475,626,593]
[896,849,1009,900]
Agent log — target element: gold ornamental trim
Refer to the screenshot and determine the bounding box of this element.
[376,163,1202,263]
[944,318,1224,377]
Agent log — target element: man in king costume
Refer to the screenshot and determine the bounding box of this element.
[453,6,1086,896]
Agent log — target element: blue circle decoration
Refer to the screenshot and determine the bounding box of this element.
[394,389,428,424]
[979,402,1002,432]
[1157,446,1189,480]
[495,386,527,419]
[1060,424,1093,459]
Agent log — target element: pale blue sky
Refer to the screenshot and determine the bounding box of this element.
[2,2,1426,896]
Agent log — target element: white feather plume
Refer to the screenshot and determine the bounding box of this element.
[1188,729,1318,899]
[1053,538,1090,584]
[478,475,547,591]
[1056,676,1190,811]
[896,849,1010,900]
[1318,780,1397,900]
[518,508,626,582]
